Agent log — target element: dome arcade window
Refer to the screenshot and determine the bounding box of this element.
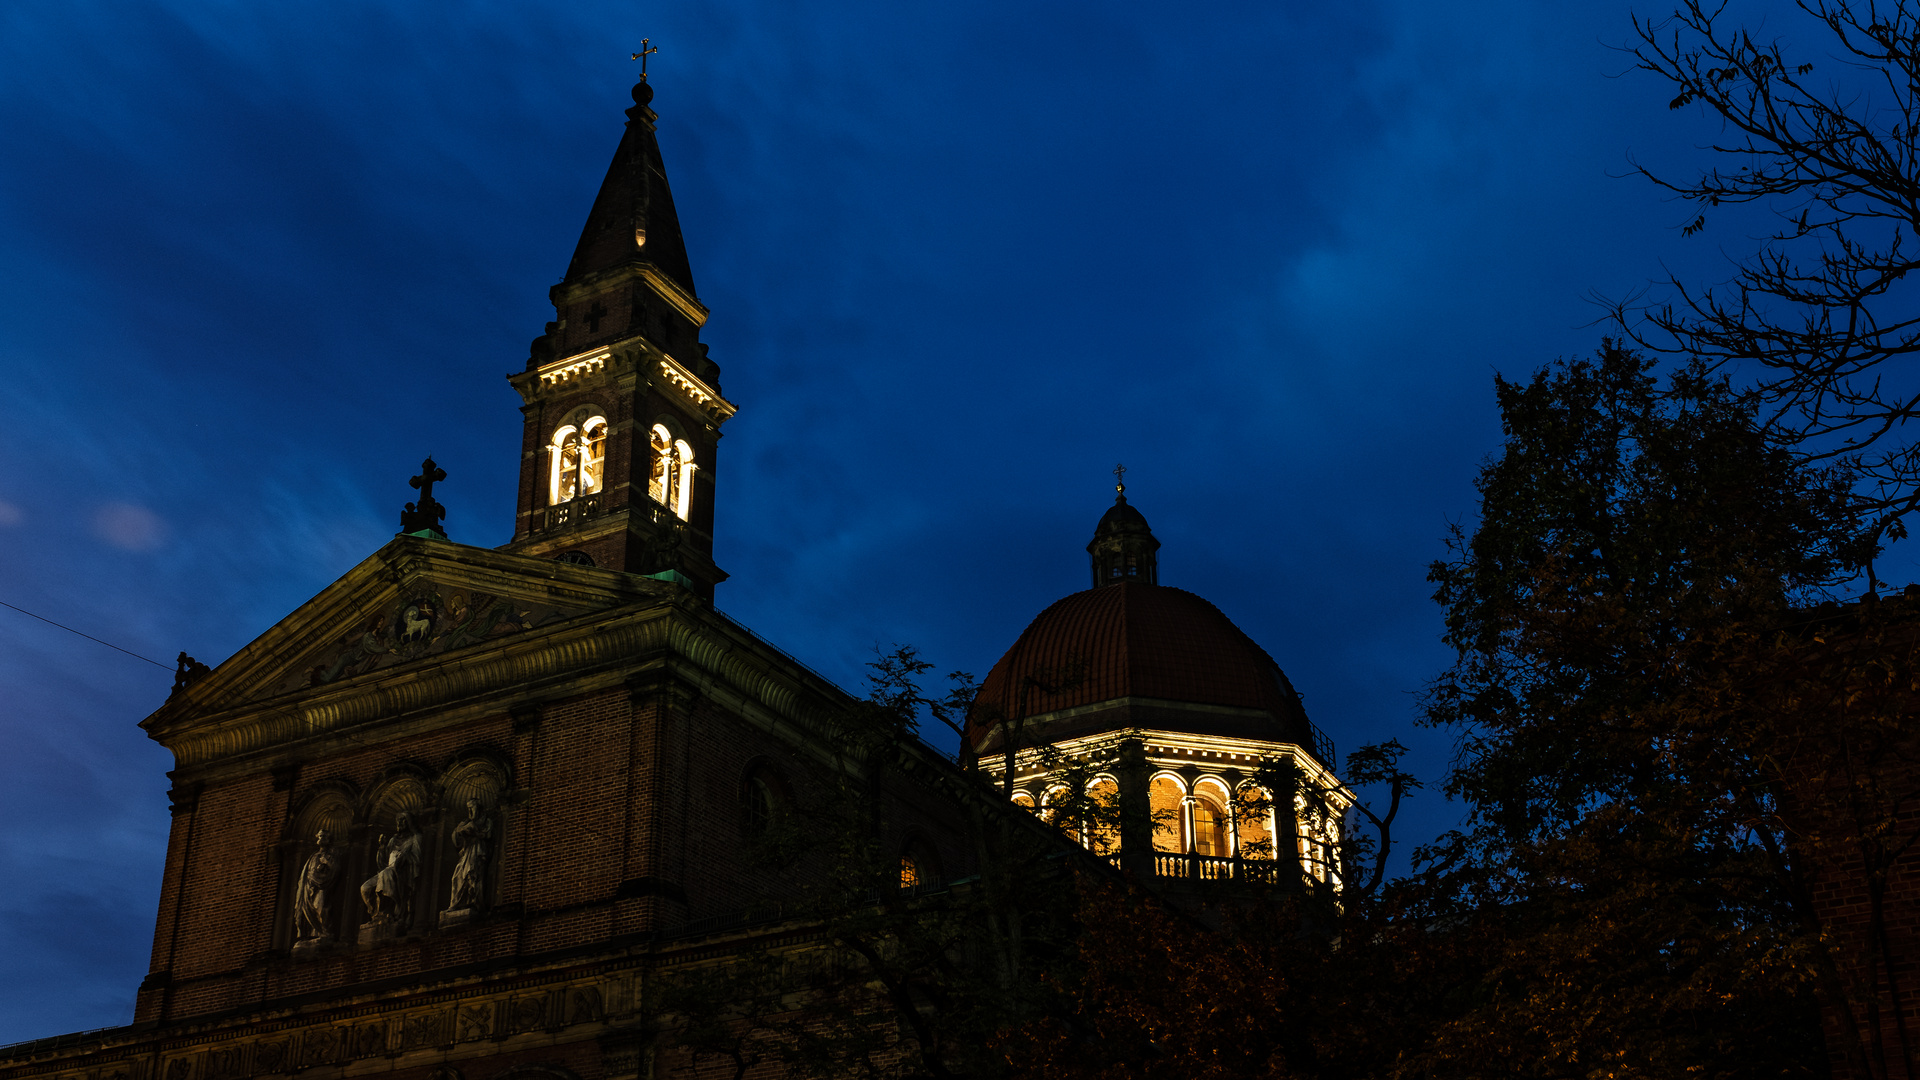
[1234,782,1276,860]
[1191,793,1230,857]
[647,423,696,520]
[1085,776,1120,855]
[1149,774,1185,853]
[548,414,608,506]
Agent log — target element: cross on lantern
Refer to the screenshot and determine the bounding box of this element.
[631,39,658,80]
[1113,462,1127,495]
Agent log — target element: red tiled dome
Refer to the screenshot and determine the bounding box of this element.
[969,582,1310,749]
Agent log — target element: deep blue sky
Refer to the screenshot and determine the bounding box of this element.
[0,0,1882,1042]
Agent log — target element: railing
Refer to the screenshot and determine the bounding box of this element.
[531,492,603,534]
[1153,852,1289,885]
[1307,718,1336,772]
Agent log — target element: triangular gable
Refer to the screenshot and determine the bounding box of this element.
[151,535,673,724]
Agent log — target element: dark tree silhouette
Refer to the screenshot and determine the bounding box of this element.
[1619,0,1920,564]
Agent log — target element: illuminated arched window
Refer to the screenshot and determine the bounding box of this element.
[648,424,696,520]
[1149,775,1185,853]
[900,839,940,890]
[1235,783,1276,861]
[548,416,607,505]
[1011,791,1036,813]
[1042,785,1078,843]
[1191,794,1229,857]
[1085,776,1120,855]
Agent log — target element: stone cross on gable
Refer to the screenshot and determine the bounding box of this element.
[399,457,449,537]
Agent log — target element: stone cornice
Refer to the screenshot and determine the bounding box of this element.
[546,264,710,328]
[981,726,1352,806]
[655,355,735,424]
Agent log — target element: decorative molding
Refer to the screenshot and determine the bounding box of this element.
[535,348,611,390]
[655,357,736,423]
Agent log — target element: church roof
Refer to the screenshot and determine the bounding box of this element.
[969,581,1314,751]
[563,79,697,296]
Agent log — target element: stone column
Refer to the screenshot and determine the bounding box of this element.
[1116,738,1154,879]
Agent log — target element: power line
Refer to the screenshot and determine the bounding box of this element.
[0,598,171,670]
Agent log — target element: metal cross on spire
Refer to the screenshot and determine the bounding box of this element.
[1113,462,1127,495]
[631,39,658,80]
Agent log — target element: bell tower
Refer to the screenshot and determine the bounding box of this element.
[502,72,732,596]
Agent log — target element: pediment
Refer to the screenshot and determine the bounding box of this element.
[151,535,673,725]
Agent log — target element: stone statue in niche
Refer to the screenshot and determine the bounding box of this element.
[440,798,493,928]
[291,829,340,955]
[358,812,422,942]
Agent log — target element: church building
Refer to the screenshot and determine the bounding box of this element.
[0,69,1345,1080]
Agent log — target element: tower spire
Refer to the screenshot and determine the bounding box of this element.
[558,66,698,302]
[1087,470,1160,588]
[502,65,733,596]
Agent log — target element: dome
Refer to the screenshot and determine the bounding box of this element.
[1091,496,1153,539]
[969,581,1315,753]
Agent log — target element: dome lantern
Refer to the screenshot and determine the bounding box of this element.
[1087,466,1160,588]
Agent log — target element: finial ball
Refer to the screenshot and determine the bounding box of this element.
[631,79,654,107]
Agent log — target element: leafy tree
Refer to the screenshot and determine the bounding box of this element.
[1416,344,1920,1078]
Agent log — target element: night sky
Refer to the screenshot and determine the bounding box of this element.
[0,0,1884,1043]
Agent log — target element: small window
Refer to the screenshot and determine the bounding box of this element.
[742,765,788,840]
[744,776,773,839]
[900,839,941,890]
[554,551,595,567]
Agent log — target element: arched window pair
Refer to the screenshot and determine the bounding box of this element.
[549,417,608,505]
[1148,774,1274,858]
[647,424,695,521]
[1016,777,1121,856]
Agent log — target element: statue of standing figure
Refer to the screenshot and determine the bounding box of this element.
[291,829,340,954]
[359,812,422,940]
[440,799,493,928]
